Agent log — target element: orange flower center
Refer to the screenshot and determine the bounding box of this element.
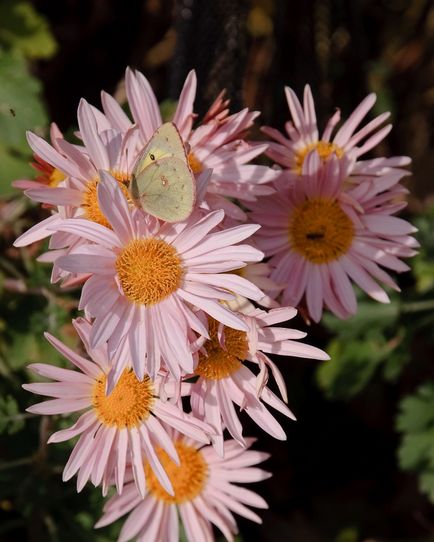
[92,370,154,428]
[115,238,183,305]
[188,151,203,174]
[195,318,248,380]
[289,197,354,264]
[295,141,344,173]
[82,171,131,227]
[145,441,208,504]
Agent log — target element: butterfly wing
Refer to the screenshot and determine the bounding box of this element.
[131,156,196,222]
[133,122,187,174]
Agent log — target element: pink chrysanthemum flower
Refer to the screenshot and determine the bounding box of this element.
[263,84,407,179]
[50,172,264,380]
[101,68,277,219]
[14,99,139,250]
[248,152,417,322]
[95,432,270,542]
[23,319,212,498]
[187,306,328,453]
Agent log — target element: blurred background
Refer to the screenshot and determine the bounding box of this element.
[1,0,434,540]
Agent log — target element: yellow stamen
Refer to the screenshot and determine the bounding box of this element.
[82,171,131,228]
[295,141,344,173]
[92,370,154,428]
[289,197,354,264]
[49,168,66,187]
[195,318,248,380]
[188,151,203,174]
[145,441,208,504]
[116,238,183,305]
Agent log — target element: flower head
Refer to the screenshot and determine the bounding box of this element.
[263,85,407,180]
[95,433,271,542]
[23,319,212,498]
[50,172,264,380]
[248,152,417,321]
[188,306,329,452]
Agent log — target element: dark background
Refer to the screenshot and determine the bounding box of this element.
[1,1,434,541]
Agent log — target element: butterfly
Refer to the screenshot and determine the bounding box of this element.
[129,122,196,222]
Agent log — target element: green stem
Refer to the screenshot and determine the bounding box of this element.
[0,457,32,471]
[401,299,434,314]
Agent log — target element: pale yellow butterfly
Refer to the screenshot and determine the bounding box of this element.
[129,122,196,222]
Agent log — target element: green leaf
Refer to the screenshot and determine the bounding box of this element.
[397,384,434,504]
[0,395,25,434]
[396,384,434,433]
[322,299,400,339]
[0,51,48,194]
[335,527,359,542]
[398,430,434,470]
[0,51,47,150]
[0,1,57,59]
[0,144,33,195]
[316,330,394,400]
[420,471,434,503]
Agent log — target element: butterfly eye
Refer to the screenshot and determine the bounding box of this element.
[149,153,155,161]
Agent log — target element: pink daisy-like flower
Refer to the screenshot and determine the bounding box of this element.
[95,432,271,542]
[23,318,212,498]
[187,306,329,453]
[248,152,417,322]
[263,84,407,179]
[50,172,264,381]
[14,99,140,250]
[101,68,277,219]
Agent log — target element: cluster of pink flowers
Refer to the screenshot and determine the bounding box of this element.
[16,70,416,541]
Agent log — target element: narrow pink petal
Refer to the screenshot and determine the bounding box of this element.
[333,93,376,146]
[179,502,213,542]
[128,427,146,498]
[77,99,110,169]
[27,397,90,415]
[90,304,126,349]
[56,254,115,275]
[27,361,94,383]
[98,171,135,243]
[101,90,132,133]
[14,214,60,247]
[49,218,120,248]
[48,411,97,443]
[92,426,117,486]
[172,69,197,137]
[26,187,82,207]
[328,260,357,314]
[187,273,264,300]
[22,381,91,399]
[341,255,390,304]
[63,428,98,481]
[115,428,128,493]
[306,265,324,323]
[146,415,179,465]
[26,131,81,178]
[118,500,157,542]
[43,333,101,377]
[126,68,161,141]
[172,210,224,253]
[140,425,174,496]
[216,382,245,445]
[178,289,248,331]
[183,224,261,259]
